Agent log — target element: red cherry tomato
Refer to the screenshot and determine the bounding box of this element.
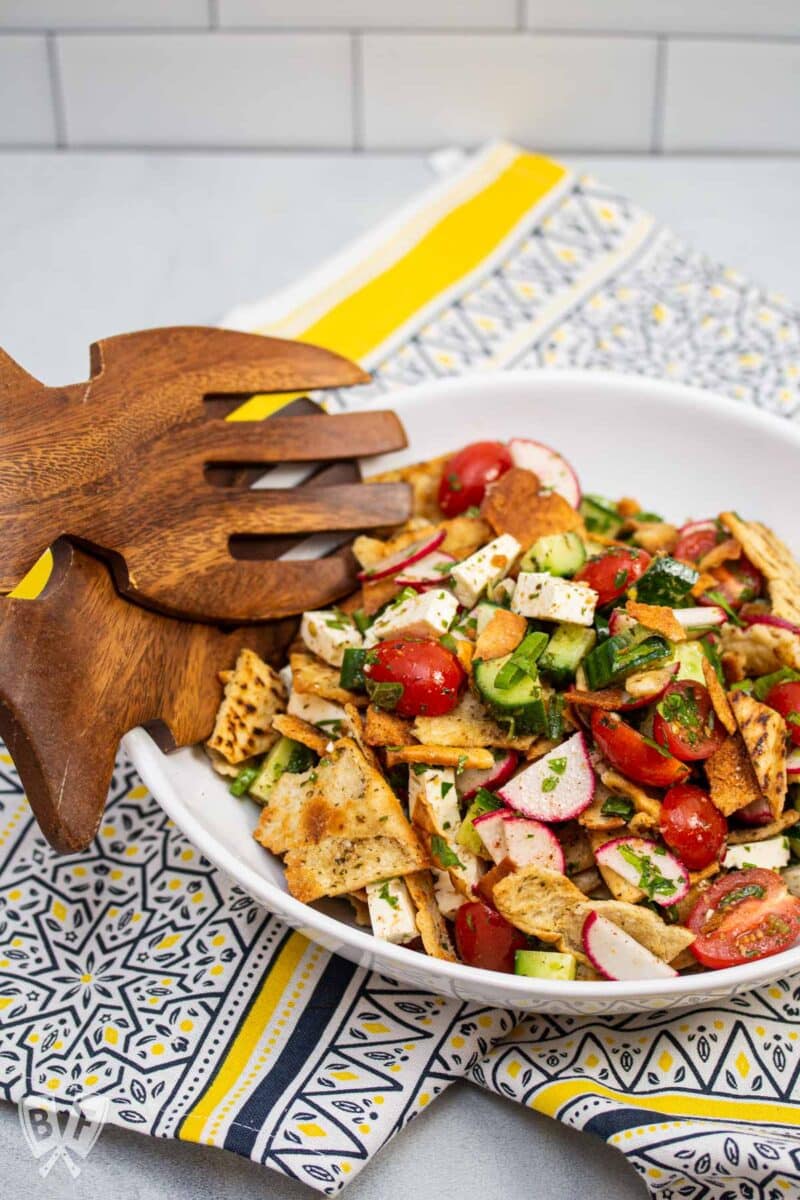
[653,680,726,762]
[687,868,800,969]
[590,710,690,788]
[437,441,512,517]
[660,783,728,871]
[574,546,651,607]
[674,521,722,564]
[455,901,528,973]
[364,638,464,718]
[704,557,763,609]
[765,680,800,747]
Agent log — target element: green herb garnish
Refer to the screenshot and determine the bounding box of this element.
[431,836,463,870]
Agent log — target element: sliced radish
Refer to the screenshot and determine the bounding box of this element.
[608,608,638,637]
[678,518,717,538]
[472,811,509,863]
[582,911,677,980]
[673,606,727,629]
[594,836,689,907]
[357,530,445,582]
[742,612,800,638]
[508,437,581,507]
[735,795,774,825]
[788,748,800,777]
[498,732,594,822]
[396,550,456,588]
[501,814,565,872]
[457,751,519,801]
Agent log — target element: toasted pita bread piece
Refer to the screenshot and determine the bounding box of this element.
[730,690,787,819]
[698,537,741,572]
[474,608,527,661]
[600,767,661,826]
[412,690,541,753]
[558,821,596,874]
[341,703,380,769]
[440,515,494,560]
[625,601,686,642]
[405,871,457,961]
[206,648,286,765]
[705,734,763,816]
[347,893,371,926]
[578,787,627,833]
[589,830,644,904]
[368,455,449,522]
[481,468,582,545]
[254,737,427,902]
[493,866,694,963]
[290,646,368,707]
[385,744,494,770]
[727,808,799,844]
[702,657,736,734]
[626,522,678,555]
[352,525,436,573]
[272,713,330,757]
[720,513,800,625]
[720,622,800,676]
[207,748,254,778]
[363,705,415,747]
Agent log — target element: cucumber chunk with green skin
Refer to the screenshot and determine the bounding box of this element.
[664,640,707,685]
[340,646,368,690]
[521,531,586,578]
[473,654,549,733]
[583,630,671,690]
[631,556,699,606]
[230,760,262,797]
[539,623,597,685]
[753,666,800,701]
[250,737,316,805]
[515,949,577,981]
[580,494,623,538]
[457,788,505,856]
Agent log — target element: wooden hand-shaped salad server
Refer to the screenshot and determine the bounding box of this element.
[0,327,410,621]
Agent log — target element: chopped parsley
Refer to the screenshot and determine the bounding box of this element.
[441,781,454,797]
[601,795,634,820]
[378,881,399,909]
[542,776,559,793]
[447,473,463,492]
[549,756,567,775]
[617,844,677,901]
[718,883,767,909]
[431,836,464,870]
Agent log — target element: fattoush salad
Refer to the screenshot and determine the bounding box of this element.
[205,437,800,983]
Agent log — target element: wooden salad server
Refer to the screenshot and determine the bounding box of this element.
[0,540,299,853]
[0,327,411,622]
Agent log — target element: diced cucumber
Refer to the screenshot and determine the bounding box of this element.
[457,788,504,856]
[665,640,707,685]
[521,531,586,578]
[229,760,262,797]
[473,653,548,734]
[515,949,577,981]
[538,622,597,686]
[753,666,800,701]
[583,629,671,689]
[250,736,316,805]
[339,646,368,690]
[580,494,623,538]
[632,556,698,606]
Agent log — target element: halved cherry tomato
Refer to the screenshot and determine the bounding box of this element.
[674,520,722,564]
[765,680,800,747]
[704,557,763,609]
[590,710,690,788]
[574,546,651,607]
[653,680,726,762]
[364,638,464,718]
[660,783,728,871]
[687,868,800,969]
[455,900,527,973]
[437,441,513,517]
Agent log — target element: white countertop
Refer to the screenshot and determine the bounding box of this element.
[1,149,799,1200]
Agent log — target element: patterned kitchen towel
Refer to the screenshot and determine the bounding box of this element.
[2,141,800,1200]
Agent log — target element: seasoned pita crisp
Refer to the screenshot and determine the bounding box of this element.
[439,515,494,560]
[290,646,368,707]
[412,690,540,752]
[727,809,799,844]
[482,468,582,545]
[720,512,800,624]
[254,738,427,902]
[368,455,449,522]
[405,871,457,961]
[702,657,736,734]
[474,608,527,661]
[272,713,331,757]
[206,648,286,765]
[353,524,436,576]
[731,690,787,820]
[364,705,415,747]
[705,734,763,816]
[600,767,661,825]
[385,744,494,770]
[207,748,250,778]
[720,622,800,676]
[625,601,686,642]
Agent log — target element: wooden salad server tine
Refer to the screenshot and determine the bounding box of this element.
[0,540,298,854]
[0,327,411,622]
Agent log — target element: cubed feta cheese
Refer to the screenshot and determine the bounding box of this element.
[287,691,347,736]
[300,610,362,667]
[364,588,458,646]
[365,877,418,945]
[279,664,293,693]
[512,571,598,626]
[408,768,460,837]
[722,835,790,872]
[437,841,484,895]
[433,868,466,919]
[450,534,521,608]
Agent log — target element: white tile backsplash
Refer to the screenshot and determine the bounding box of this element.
[56,32,353,147]
[218,0,517,29]
[0,35,55,144]
[0,1,210,28]
[362,33,657,151]
[663,39,800,152]
[525,0,800,37]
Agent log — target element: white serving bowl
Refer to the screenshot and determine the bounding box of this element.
[125,369,800,1015]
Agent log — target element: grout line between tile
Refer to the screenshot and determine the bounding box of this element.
[45,32,66,148]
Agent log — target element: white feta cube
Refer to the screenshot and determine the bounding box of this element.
[433,868,466,919]
[723,835,790,872]
[300,610,362,667]
[436,841,484,895]
[364,588,458,646]
[408,768,460,838]
[450,534,521,608]
[512,571,598,626]
[287,691,347,736]
[365,877,418,945]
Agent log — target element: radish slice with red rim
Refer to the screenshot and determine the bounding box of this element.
[594,836,689,906]
[742,612,800,637]
[673,606,727,628]
[357,529,446,582]
[457,751,519,801]
[497,732,594,822]
[508,437,581,507]
[500,814,565,872]
[472,811,509,864]
[582,911,678,980]
[608,608,638,637]
[395,550,456,588]
[735,795,775,825]
[677,518,718,538]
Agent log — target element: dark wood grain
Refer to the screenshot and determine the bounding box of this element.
[0,541,298,853]
[0,327,410,621]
